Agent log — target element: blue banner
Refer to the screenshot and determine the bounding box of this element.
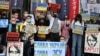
[56,0,69,20]
[34,41,66,56]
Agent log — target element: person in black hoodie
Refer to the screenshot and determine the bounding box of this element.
[24,34,34,56]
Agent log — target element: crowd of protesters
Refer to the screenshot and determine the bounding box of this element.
[0,10,100,56]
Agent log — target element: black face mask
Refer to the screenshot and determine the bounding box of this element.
[53,15,57,18]
[2,14,6,16]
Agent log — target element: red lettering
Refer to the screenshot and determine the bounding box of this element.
[85,47,99,53]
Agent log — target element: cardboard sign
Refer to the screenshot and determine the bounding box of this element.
[7,32,19,41]
[48,3,61,12]
[0,1,9,10]
[34,41,66,56]
[7,42,23,56]
[86,24,99,32]
[84,32,100,54]
[38,26,49,34]
[72,25,84,35]
[24,24,37,34]
[36,3,48,11]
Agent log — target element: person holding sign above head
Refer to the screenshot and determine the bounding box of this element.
[71,14,84,56]
[49,13,61,42]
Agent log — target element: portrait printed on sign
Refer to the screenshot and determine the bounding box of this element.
[7,42,23,56]
[84,32,100,54]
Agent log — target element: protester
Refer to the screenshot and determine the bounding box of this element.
[13,13,22,23]
[61,15,70,44]
[36,12,49,41]
[7,17,18,32]
[49,13,61,41]
[71,14,84,56]
[0,35,6,54]
[24,34,34,56]
[22,11,35,25]
[21,16,35,44]
[60,15,70,55]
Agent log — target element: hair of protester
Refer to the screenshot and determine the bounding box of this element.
[26,16,32,18]
[23,10,29,13]
[74,14,82,23]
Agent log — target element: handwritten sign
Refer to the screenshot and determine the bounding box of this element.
[24,24,37,34]
[72,25,84,35]
[38,26,49,34]
[86,24,99,32]
[0,1,9,10]
[34,41,66,56]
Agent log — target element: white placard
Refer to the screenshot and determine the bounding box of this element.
[34,41,66,56]
[84,32,100,54]
[7,42,23,56]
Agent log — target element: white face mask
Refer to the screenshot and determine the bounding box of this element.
[39,15,45,18]
[24,14,28,17]
[26,19,31,23]
[60,40,65,42]
[11,21,16,24]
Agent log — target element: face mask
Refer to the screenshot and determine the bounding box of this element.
[24,14,28,17]
[53,15,57,18]
[26,19,31,23]
[39,15,45,18]
[11,21,16,24]
[30,39,34,44]
[60,40,65,42]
